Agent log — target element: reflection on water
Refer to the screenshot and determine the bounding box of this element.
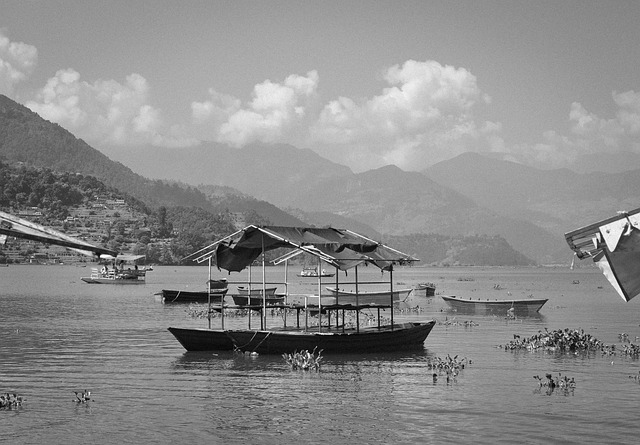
[1,265,640,444]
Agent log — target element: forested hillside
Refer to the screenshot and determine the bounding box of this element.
[0,94,212,209]
[0,161,235,263]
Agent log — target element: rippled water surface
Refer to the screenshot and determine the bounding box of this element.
[1,265,640,444]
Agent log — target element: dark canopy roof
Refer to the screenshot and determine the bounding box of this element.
[185,225,418,272]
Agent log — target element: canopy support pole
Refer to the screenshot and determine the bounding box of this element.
[208,257,213,329]
[317,256,322,332]
[355,266,360,333]
[390,264,394,329]
[262,234,267,330]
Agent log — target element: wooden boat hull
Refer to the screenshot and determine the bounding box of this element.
[441,295,548,316]
[324,287,413,305]
[168,321,436,354]
[231,295,285,306]
[168,327,235,351]
[416,283,436,297]
[157,289,227,304]
[236,286,277,296]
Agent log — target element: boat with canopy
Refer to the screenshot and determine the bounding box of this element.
[80,254,148,284]
[565,207,640,302]
[167,225,436,354]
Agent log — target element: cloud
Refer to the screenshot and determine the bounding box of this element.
[26,69,197,147]
[0,31,38,95]
[512,90,640,169]
[308,60,497,171]
[190,71,319,145]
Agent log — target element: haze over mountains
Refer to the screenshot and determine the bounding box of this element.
[3,94,640,265]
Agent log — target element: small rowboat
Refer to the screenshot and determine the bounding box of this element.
[441,295,548,316]
[324,286,413,305]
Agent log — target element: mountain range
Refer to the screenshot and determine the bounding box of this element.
[3,93,639,265]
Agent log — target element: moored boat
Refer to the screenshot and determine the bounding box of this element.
[297,267,335,278]
[168,225,435,354]
[81,267,146,284]
[236,285,277,296]
[169,321,436,354]
[416,282,436,297]
[231,294,285,306]
[441,295,548,316]
[324,286,413,305]
[156,279,229,304]
[156,288,228,304]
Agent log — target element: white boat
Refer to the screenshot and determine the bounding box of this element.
[297,267,335,278]
[81,254,147,284]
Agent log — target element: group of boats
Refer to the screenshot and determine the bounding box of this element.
[5,205,640,355]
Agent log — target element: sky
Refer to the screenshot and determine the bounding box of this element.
[1,0,639,172]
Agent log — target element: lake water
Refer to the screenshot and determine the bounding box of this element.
[1,264,639,444]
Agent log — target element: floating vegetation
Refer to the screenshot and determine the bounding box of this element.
[628,371,640,383]
[437,317,478,327]
[500,328,604,352]
[533,373,576,396]
[500,328,640,358]
[282,348,323,371]
[427,354,470,384]
[0,393,25,409]
[73,390,91,403]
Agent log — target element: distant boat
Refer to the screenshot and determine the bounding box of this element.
[231,294,286,306]
[232,285,281,305]
[156,279,228,304]
[81,267,146,284]
[441,295,548,316]
[236,286,278,296]
[416,282,436,297]
[324,286,413,305]
[297,267,335,278]
[81,255,147,284]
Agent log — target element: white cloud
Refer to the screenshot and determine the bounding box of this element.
[308,60,496,171]
[190,71,319,146]
[512,90,640,169]
[26,69,197,148]
[0,31,38,96]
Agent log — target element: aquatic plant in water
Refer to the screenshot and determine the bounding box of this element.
[533,373,576,396]
[501,328,640,358]
[0,393,25,409]
[427,354,470,384]
[73,390,91,403]
[282,347,323,371]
